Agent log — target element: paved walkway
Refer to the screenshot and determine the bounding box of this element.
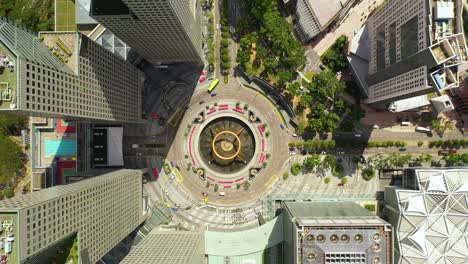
[312,0,386,55]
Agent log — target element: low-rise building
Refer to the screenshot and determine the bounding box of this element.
[384,168,468,264]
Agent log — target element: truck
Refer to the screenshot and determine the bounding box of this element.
[415,127,431,133]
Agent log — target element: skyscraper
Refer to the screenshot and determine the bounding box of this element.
[0,17,143,123]
[90,0,203,64]
[348,0,468,109]
[0,169,145,263]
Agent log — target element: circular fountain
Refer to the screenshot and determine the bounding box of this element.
[199,117,256,174]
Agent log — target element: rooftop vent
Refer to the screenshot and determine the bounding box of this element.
[317,234,326,243]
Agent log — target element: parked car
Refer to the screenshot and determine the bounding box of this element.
[218,192,226,196]
[337,182,344,187]
[292,133,298,137]
[131,144,143,149]
[210,92,218,97]
[399,147,407,151]
[279,124,285,130]
[450,149,457,154]
[202,192,208,197]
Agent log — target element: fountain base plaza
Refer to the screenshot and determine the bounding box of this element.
[199,117,255,174]
[187,102,268,185]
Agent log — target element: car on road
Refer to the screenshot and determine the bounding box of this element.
[199,100,205,104]
[438,150,450,155]
[170,161,175,167]
[202,192,208,197]
[292,133,298,137]
[280,124,285,130]
[399,147,407,151]
[415,126,431,133]
[218,192,226,196]
[4,242,11,254]
[210,92,218,97]
[152,168,159,179]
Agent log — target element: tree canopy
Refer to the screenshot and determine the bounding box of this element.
[320,35,349,73]
[237,0,305,85]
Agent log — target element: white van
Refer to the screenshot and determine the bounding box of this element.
[415,127,431,132]
[4,242,11,254]
[401,122,412,126]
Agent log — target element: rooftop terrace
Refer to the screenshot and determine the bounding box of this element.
[0,42,16,110]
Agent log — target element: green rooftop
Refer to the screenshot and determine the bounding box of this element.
[283,201,373,218]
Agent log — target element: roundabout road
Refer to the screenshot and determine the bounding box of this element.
[165,81,291,206]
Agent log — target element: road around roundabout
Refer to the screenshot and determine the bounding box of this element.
[165,79,292,207]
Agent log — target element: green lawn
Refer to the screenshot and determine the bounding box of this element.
[56,0,76,31]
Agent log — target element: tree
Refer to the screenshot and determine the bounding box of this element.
[1,188,14,199]
[323,155,337,170]
[291,162,303,175]
[299,93,313,107]
[277,69,294,86]
[362,168,376,181]
[287,82,302,96]
[304,154,321,171]
[320,35,349,73]
[341,177,349,184]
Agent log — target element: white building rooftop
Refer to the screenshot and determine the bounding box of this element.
[386,168,468,264]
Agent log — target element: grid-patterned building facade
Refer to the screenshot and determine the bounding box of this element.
[0,18,143,123]
[0,169,145,263]
[348,0,468,108]
[120,230,204,264]
[90,0,203,64]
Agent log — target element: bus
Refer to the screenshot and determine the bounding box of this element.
[207,78,220,93]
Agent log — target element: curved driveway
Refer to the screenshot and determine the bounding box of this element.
[166,82,290,206]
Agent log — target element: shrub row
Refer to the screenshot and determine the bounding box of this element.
[288,140,336,149]
[56,39,72,56]
[428,139,468,148]
[367,141,406,148]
